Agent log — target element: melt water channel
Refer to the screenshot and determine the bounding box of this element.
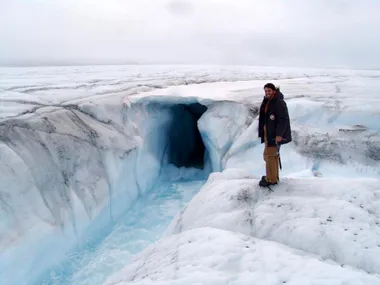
[39,166,207,285]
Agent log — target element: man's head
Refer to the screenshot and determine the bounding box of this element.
[264,83,276,98]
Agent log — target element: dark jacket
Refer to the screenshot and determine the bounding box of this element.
[258,89,292,146]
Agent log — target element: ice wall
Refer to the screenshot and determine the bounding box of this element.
[1,106,132,240]
[0,102,143,283]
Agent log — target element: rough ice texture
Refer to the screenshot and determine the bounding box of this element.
[104,228,380,285]
[0,102,139,244]
[102,66,380,284]
[1,91,256,283]
[0,97,154,284]
[104,170,380,285]
[1,65,380,284]
[166,169,380,273]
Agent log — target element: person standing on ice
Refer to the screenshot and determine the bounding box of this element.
[258,83,291,187]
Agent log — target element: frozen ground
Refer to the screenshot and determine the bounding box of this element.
[0,65,379,284]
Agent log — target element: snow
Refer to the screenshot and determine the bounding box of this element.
[104,227,380,285]
[105,170,380,284]
[0,65,380,284]
[165,169,380,273]
[198,101,256,172]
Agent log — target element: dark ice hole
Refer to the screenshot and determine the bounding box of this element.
[168,103,207,169]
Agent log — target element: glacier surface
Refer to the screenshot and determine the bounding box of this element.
[0,65,379,284]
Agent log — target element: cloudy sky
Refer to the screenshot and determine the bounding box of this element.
[0,0,379,68]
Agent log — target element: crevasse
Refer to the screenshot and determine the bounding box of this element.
[0,93,252,284]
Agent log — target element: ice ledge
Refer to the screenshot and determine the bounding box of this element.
[104,169,380,284]
[166,169,380,274]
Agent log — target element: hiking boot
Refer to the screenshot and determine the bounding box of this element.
[259,179,278,188]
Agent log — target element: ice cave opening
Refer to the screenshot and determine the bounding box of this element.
[167,103,208,169]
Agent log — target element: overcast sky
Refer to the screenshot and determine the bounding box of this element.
[0,0,379,68]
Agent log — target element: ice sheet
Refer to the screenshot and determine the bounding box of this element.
[1,65,379,285]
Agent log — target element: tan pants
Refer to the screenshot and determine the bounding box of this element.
[263,126,279,183]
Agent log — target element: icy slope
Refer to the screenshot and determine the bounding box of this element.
[104,228,379,285]
[166,169,380,274]
[104,170,380,285]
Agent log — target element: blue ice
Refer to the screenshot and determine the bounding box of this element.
[35,166,207,285]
